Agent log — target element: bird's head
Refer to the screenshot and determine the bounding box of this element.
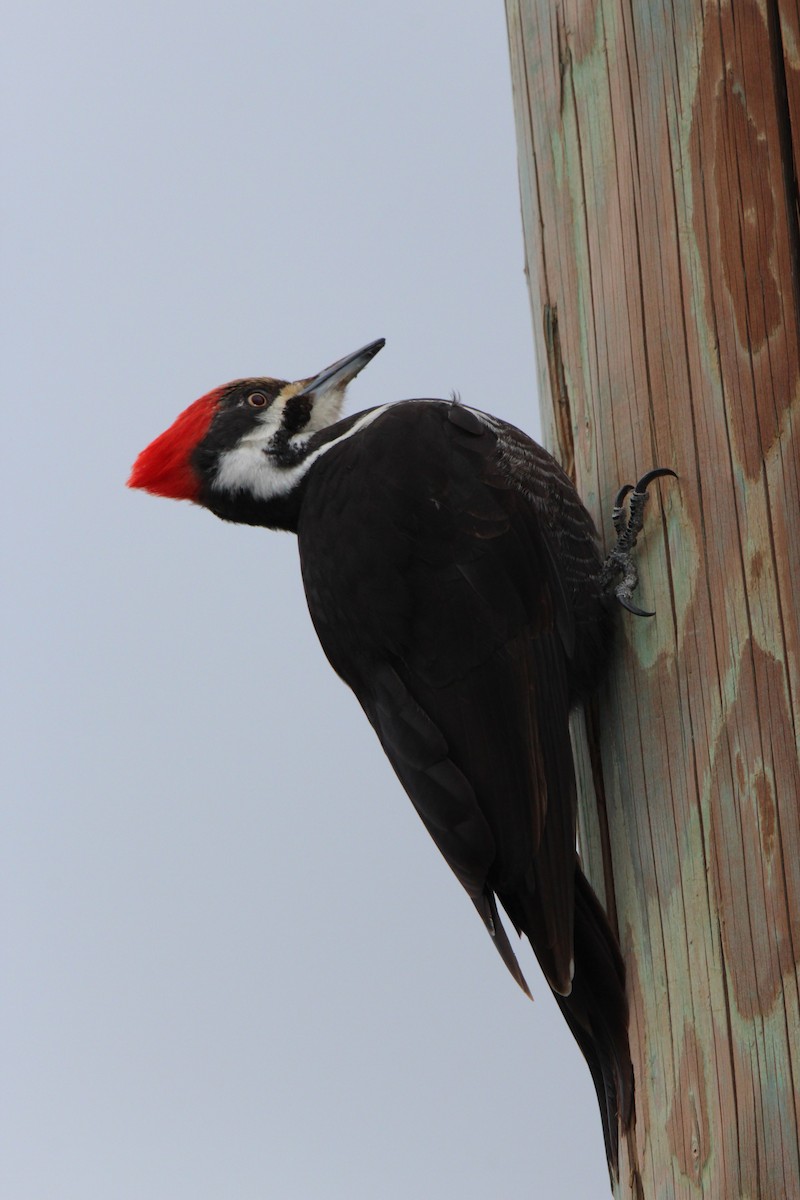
[128,338,385,518]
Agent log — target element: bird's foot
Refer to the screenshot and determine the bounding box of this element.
[600,468,677,616]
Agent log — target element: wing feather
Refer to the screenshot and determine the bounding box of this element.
[299,402,591,994]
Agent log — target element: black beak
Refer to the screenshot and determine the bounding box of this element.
[295,338,385,399]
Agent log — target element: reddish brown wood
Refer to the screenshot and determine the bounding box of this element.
[505,2,800,1195]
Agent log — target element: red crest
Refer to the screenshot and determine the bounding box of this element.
[128,388,224,501]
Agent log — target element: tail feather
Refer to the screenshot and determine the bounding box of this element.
[554,866,633,1175]
[501,860,633,1175]
[472,888,533,999]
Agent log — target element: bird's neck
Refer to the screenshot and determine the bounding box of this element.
[203,403,390,532]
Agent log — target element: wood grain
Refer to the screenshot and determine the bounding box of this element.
[505,1,800,1195]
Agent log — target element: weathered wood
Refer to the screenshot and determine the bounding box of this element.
[505,1,800,1196]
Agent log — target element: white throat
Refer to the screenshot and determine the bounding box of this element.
[212,403,390,502]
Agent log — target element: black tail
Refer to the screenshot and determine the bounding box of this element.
[554,865,633,1176]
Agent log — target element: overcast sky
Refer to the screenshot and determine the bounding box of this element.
[4,3,615,1197]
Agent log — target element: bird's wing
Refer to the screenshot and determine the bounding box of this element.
[298,402,585,994]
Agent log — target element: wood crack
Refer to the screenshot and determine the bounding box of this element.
[766,0,800,335]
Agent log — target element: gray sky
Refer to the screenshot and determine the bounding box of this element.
[4,3,614,1196]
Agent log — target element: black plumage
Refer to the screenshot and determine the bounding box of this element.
[293,401,632,1167]
[129,341,654,1174]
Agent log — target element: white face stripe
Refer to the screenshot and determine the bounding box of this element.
[212,403,391,501]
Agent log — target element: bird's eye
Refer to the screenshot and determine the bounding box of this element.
[247,392,269,408]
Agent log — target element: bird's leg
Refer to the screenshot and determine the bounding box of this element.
[599,468,677,617]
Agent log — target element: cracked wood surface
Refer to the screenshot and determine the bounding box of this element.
[505,2,800,1197]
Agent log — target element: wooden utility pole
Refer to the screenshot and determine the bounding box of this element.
[505,2,800,1196]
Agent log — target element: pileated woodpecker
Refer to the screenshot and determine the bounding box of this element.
[129,338,673,1172]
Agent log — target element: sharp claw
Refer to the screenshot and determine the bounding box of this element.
[604,460,681,619]
[603,465,676,618]
[617,596,655,618]
[632,466,678,494]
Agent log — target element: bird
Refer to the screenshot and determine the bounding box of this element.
[129,337,673,1173]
